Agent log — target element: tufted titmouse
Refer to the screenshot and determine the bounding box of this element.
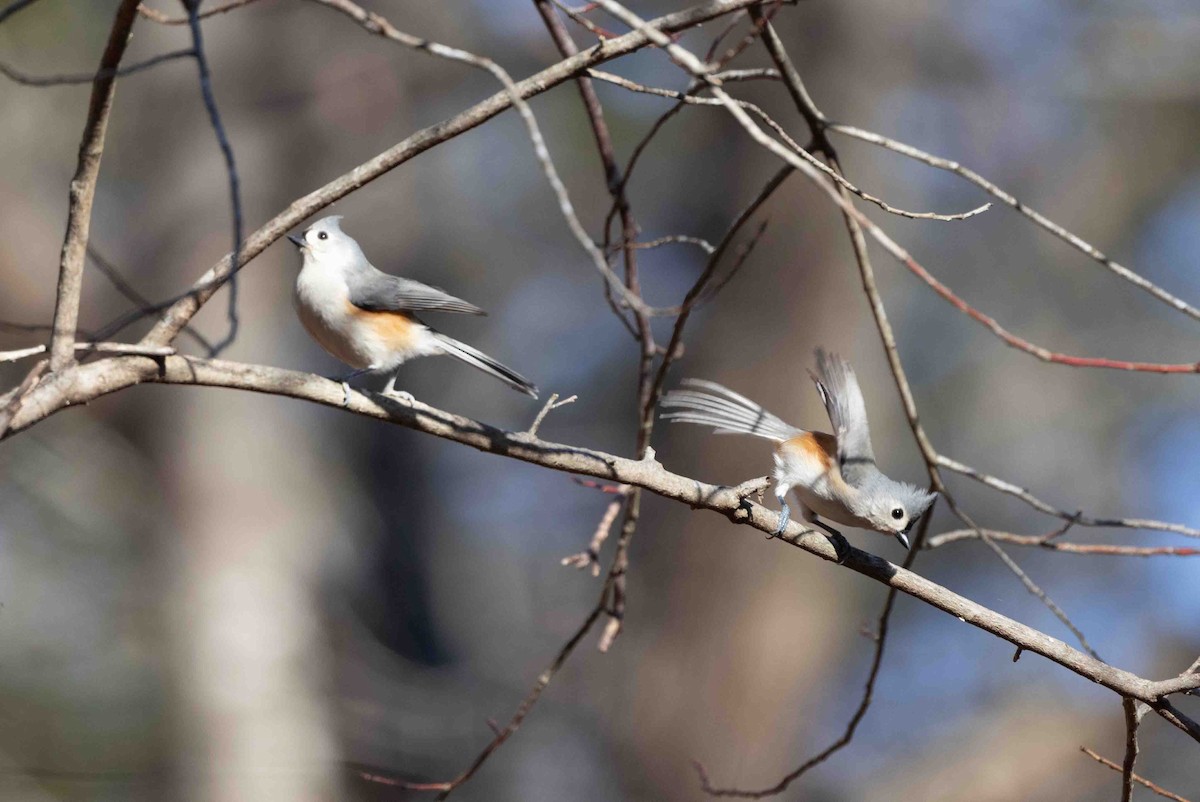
[288,216,538,402]
[660,349,935,549]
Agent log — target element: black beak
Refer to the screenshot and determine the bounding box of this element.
[894,530,912,550]
[286,233,305,248]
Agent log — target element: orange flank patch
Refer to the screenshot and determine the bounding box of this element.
[778,431,837,469]
[346,302,422,348]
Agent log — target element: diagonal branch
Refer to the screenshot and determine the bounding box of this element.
[586,69,990,222]
[937,454,1200,539]
[136,0,262,24]
[925,529,1200,557]
[0,48,193,86]
[47,0,141,370]
[1080,746,1191,802]
[0,0,40,25]
[830,123,1200,324]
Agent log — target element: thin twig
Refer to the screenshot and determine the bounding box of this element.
[1080,747,1192,802]
[601,1,1200,375]
[525,392,577,437]
[936,454,1200,539]
[925,529,1200,556]
[136,0,263,24]
[0,342,175,363]
[48,0,141,371]
[88,246,216,354]
[622,234,714,254]
[830,124,1200,325]
[587,69,990,222]
[0,345,46,363]
[0,48,193,86]
[696,501,936,797]
[183,0,242,354]
[562,487,628,576]
[0,0,41,25]
[698,219,769,303]
[549,0,617,39]
[710,0,785,66]
[887,240,1200,373]
[645,165,793,418]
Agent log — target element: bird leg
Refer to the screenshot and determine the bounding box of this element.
[771,484,791,538]
[330,366,375,408]
[381,372,414,405]
[810,518,849,564]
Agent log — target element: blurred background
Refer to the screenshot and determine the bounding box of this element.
[1,1,1198,799]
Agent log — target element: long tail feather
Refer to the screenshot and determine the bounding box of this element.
[433,332,538,398]
[660,379,799,442]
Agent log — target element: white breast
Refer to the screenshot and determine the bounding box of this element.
[294,265,372,368]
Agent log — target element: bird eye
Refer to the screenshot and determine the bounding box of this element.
[891,508,904,520]
[317,231,328,240]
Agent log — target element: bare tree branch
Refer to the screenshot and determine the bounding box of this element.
[48,0,141,370]
[137,0,262,24]
[1120,698,1143,802]
[937,454,1200,539]
[0,341,174,363]
[830,123,1200,325]
[3,354,1198,712]
[183,0,242,354]
[0,48,193,86]
[926,529,1200,556]
[86,247,215,354]
[0,0,41,25]
[586,69,991,222]
[1081,746,1192,802]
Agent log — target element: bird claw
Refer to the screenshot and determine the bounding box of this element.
[828,532,850,564]
[382,389,415,405]
[341,382,352,408]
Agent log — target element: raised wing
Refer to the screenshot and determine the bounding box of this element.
[809,348,876,482]
[349,272,485,316]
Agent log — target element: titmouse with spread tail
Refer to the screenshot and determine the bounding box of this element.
[660,349,935,550]
[288,216,538,403]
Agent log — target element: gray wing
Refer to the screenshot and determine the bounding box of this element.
[348,272,485,316]
[809,348,876,482]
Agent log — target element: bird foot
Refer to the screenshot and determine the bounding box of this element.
[828,532,850,564]
[382,388,415,405]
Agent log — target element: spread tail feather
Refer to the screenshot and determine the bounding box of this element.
[433,332,538,398]
[660,379,799,442]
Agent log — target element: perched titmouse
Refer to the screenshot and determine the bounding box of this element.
[288,216,538,402]
[660,349,935,549]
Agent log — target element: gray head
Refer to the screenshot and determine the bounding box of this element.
[286,216,366,270]
[849,473,938,549]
